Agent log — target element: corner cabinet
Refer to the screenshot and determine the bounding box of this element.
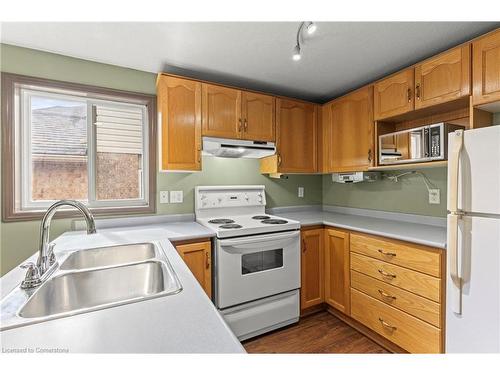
[374,68,414,120]
[324,228,350,315]
[175,240,212,298]
[414,44,471,109]
[330,86,374,172]
[261,99,317,174]
[473,29,500,105]
[157,75,202,171]
[300,228,324,311]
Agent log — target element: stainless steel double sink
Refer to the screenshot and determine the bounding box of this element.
[1,242,183,330]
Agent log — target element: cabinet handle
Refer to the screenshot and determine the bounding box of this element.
[302,239,307,252]
[378,249,396,257]
[407,88,412,102]
[378,289,397,300]
[205,251,210,269]
[416,84,421,100]
[378,269,396,279]
[368,148,372,162]
[278,154,282,166]
[379,318,397,331]
[244,119,248,132]
[238,118,242,132]
[197,147,201,163]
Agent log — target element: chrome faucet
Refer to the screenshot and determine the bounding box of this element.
[21,200,96,289]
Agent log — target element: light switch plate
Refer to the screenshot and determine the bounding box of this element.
[160,191,169,204]
[429,189,440,205]
[170,190,183,203]
[298,187,304,198]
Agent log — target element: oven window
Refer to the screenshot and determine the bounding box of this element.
[241,249,283,275]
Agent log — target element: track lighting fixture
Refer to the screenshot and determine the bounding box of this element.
[292,22,316,61]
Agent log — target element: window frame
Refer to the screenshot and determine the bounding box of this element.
[2,73,157,222]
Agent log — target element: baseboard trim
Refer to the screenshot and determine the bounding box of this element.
[326,306,407,354]
[300,303,326,317]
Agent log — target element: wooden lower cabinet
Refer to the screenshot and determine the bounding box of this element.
[351,289,441,353]
[300,228,324,311]
[300,228,444,353]
[174,240,212,298]
[324,228,351,315]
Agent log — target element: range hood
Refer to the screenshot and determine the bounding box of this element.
[202,137,276,159]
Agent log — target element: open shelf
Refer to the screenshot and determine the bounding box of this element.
[368,161,447,171]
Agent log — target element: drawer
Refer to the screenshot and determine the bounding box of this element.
[351,252,441,302]
[351,288,441,353]
[351,270,441,327]
[350,233,441,277]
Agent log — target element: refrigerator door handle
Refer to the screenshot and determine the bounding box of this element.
[448,213,462,314]
[448,130,464,213]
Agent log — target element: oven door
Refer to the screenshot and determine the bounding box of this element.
[216,230,300,309]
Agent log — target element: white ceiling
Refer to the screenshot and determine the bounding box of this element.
[1,22,498,102]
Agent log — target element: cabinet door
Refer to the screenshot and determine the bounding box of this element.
[241,91,275,141]
[473,29,500,105]
[374,68,414,120]
[318,102,333,173]
[202,84,242,139]
[276,99,317,173]
[415,45,471,109]
[176,241,212,298]
[325,228,350,315]
[301,228,324,310]
[158,76,202,171]
[331,86,374,172]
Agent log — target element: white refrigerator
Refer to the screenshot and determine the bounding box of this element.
[446,125,500,353]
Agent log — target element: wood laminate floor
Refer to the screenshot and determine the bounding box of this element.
[243,311,389,354]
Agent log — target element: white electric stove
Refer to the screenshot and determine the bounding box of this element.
[195,185,301,341]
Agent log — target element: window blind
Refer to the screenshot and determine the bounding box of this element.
[94,105,144,154]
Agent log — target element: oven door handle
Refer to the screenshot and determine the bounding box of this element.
[218,231,300,248]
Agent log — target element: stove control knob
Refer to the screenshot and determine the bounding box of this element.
[244,194,249,201]
[201,194,207,200]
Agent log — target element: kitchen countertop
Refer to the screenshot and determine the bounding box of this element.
[269,206,447,249]
[0,226,243,353]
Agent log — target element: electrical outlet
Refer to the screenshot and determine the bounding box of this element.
[170,190,183,203]
[298,187,304,198]
[429,189,440,205]
[160,191,169,204]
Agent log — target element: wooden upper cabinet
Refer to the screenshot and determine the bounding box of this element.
[415,45,471,109]
[301,228,325,311]
[318,102,333,173]
[175,241,212,298]
[202,84,241,138]
[241,92,275,141]
[325,228,350,315]
[331,86,374,172]
[276,99,317,173]
[157,75,202,171]
[473,29,500,105]
[374,68,414,120]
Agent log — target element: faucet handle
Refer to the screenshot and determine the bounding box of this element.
[20,262,42,289]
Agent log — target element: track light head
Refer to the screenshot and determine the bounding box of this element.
[305,21,317,35]
[292,45,301,61]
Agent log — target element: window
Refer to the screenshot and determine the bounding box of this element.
[2,73,157,221]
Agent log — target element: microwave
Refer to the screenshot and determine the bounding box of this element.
[378,122,464,165]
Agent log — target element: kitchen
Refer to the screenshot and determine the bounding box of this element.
[1,7,500,372]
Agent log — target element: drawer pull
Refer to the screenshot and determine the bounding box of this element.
[378,249,397,257]
[378,289,397,300]
[378,269,396,279]
[379,318,397,331]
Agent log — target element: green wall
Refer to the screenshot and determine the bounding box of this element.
[0,44,321,275]
[322,167,448,217]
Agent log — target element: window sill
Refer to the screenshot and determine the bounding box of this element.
[2,205,156,223]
